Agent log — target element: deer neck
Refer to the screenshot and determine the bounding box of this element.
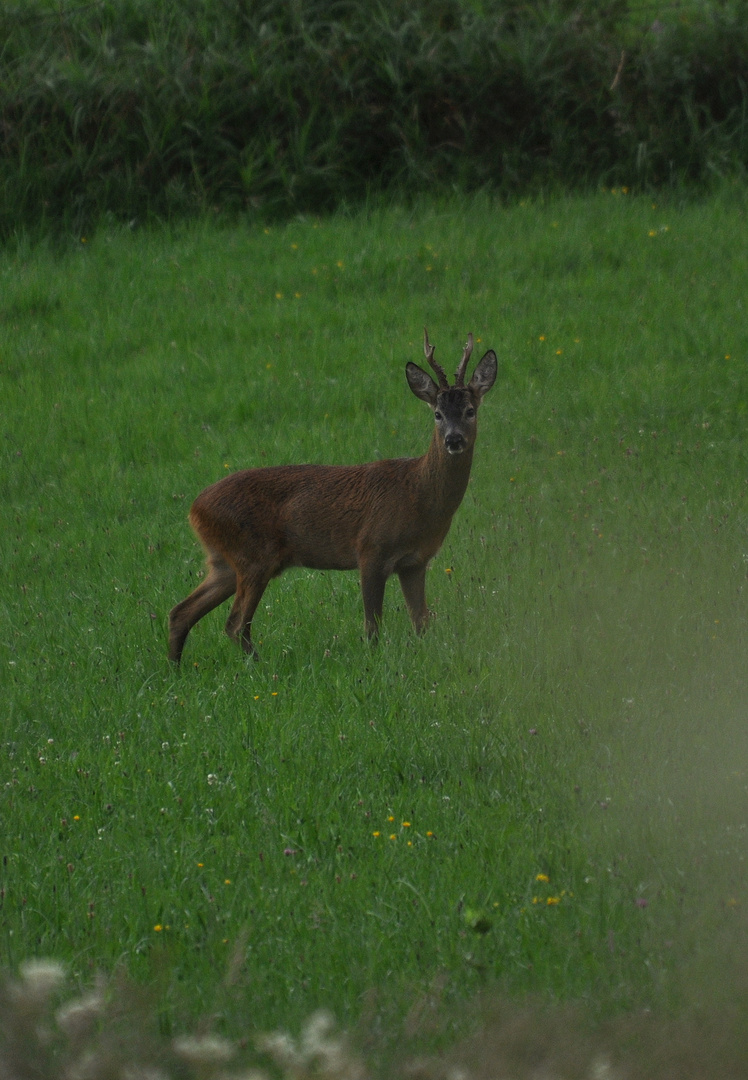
[415,430,475,520]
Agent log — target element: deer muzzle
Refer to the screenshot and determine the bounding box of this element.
[444,432,468,455]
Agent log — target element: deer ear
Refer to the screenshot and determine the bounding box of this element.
[468,350,497,398]
[406,362,439,407]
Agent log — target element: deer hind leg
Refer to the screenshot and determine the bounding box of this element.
[224,567,272,658]
[398,564,430,635]
[169,553,237,664]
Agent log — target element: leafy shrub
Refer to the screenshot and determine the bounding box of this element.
[0,0,746,236]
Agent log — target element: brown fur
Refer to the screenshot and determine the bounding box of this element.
[168,333,496,661]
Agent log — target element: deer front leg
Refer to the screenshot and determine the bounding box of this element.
[359,560,387,640]
[397,564,430,634]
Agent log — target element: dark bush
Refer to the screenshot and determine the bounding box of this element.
[0,0,747,238]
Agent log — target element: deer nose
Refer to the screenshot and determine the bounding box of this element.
[445,432,467,454]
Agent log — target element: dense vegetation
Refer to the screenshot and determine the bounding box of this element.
[2,0,748,238]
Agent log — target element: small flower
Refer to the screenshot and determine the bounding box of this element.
[547,896,560,905]
[154,924,163,932]
[536,873,550,882]
[275,292,283,299]
[402,821,411,827]
[224,879,231,884]
[389,834,396,840]
[372,831,380,837]
[73,815,80,821]
[426,831,434,837]
[387,816,394,822]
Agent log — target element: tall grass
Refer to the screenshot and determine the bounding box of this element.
[1,189,748,1061]
[1,0,748,239]
[2,958,748,1078]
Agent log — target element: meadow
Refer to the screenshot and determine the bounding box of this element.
[2,188,748,1072]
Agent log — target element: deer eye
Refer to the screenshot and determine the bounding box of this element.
[465,407,475,418]
[434,410,443,420]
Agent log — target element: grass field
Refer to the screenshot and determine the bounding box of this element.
[2,188,748,1070]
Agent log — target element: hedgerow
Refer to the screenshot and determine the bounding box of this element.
[1,0,746,236]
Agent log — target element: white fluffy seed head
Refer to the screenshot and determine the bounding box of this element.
[55,993,104,1040]
[17,960,66,1005]
[172,1034,235,1068]
[255,1031,303,1070]
[300,1009,337,1053]
[120,1066,170,1080]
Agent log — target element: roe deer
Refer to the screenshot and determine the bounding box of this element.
[168,330,497,662]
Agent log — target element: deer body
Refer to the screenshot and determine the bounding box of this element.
[168,332,496,662]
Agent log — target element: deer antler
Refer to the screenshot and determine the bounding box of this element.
[454,333,474,387]
[423,328,449,390]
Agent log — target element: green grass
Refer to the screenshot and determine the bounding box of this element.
[2,188,748,1063]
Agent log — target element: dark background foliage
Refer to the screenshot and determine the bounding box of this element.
[1,0,747,237]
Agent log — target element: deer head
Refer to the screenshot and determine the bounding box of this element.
[405,329,497,456]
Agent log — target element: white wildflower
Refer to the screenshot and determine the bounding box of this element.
[259,1012,366,1080]
[256,1030,304,1070]
[17,959,66,1004]
[56,993,104,1040]
[120,1066,170,1080]
[173,1034,235,1068]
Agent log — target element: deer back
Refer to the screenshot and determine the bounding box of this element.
[190,456,432,574]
